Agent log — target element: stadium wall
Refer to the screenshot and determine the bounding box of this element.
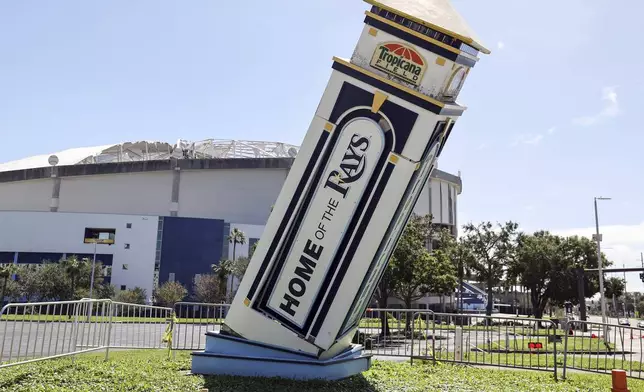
[0,158,463,300]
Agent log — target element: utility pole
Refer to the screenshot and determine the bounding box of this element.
[594,197,610,326]
[623,263,628,317]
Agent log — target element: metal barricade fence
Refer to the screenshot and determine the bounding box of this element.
[358,308,420,357]
[172,302,229,350]
[401,312,559,380]
[106,301,173,350]
[0,299,172,369]
[564,319,644,380]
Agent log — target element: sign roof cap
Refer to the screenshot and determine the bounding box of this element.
[364,0,490,54]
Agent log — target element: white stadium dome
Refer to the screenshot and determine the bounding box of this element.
[0,139,301,172]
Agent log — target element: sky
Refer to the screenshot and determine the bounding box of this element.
[1,1,643,289]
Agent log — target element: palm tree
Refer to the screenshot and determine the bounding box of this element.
[227,228,246,261]
[0,264,17,305]
[61,256,85,300]
[212,260,234,302]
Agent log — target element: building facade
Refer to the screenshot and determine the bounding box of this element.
[0,146,462,299]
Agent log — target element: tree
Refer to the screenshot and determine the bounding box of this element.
[38,262,75,301]
[96,284,115,300]
[509,231,562,319]
[194,274,222,303]
[16,264,45,302]
[426,249,458,312]
[509,233,609,320]
[461,221,519,317]
[61,256,86,299]
[374,262,396,336]
[436,230,474,312]
[212,259,234,302]
[0,264,17,304]
[557,236,608,322]
[637,300,644,318]
[154,281,187,307]
[391,214,434,332]
[604,277,626,315]
[116,287,147,305]
[230,257,250,298]
[228,228,246,261]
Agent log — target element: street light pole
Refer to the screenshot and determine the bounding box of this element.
[594,197,610,327]
[89,240,97,300]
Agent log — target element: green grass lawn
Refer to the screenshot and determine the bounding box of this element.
[1,350,644,391]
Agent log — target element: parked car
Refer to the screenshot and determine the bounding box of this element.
[618,318,630,326]
[637,320,644,329]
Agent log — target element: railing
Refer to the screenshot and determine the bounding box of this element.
[411,312,559,379]
[4,298,644,384]
[358,309,559,379]
[172,302,229,350]
[563,319,644,380]
[0,299,172,368]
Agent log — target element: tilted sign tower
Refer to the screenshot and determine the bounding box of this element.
[192,0,489,379]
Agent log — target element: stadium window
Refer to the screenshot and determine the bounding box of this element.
[122,264,129,270]
[120,285,126,291]
[124,243,131,250]
[126,223,132,229]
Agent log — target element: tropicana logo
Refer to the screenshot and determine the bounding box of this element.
[370,42,427,86]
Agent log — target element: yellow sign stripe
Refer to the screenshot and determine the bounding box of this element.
[333,57,445,109]
[389,154,400,164]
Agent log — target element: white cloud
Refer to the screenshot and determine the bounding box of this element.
[547,127,557,135]
[551,222,644,292]
[497,41,505,50]
[572,86,621,126]
[476,143,489,150]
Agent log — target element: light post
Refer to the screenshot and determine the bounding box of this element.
[594,196,611,327]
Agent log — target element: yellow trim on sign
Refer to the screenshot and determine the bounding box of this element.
[435,57,446,66]
[243,298,250,307]
[324,122,334,132]
[363,1,491,54]
[389,154,400,164]
[366,12,463,57]
[332,57,445,108]
[371,91,388,113]
[368,27,378,37]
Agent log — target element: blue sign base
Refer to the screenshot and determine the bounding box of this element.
[191,331,371,380]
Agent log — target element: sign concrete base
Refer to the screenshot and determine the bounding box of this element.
[191,332,371,380]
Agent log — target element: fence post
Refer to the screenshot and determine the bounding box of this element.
[551,320,558,381]
[455,326,463,361]
[410,312,415,365]
[432,312,436,365]
[105,300,114,361]
[562,318,570,380]
[71,301,82,365]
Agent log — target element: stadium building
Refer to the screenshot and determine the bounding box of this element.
[0,139,462,303]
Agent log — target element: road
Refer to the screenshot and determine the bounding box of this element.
[4,316,644,367]
[0,320,222,363]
